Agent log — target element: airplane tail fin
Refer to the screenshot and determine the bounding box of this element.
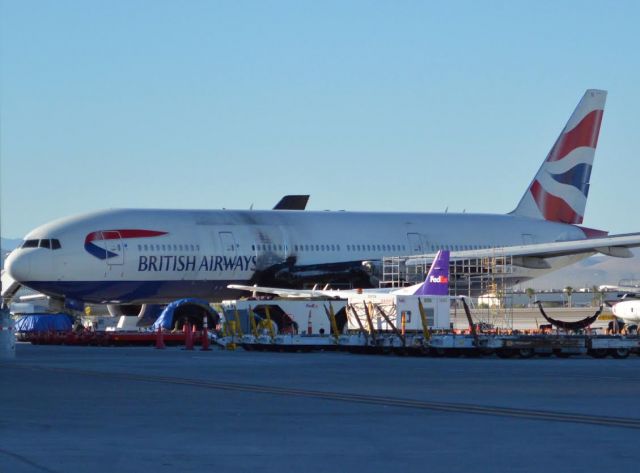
[273,195,309,210]
[413,250,450,296]
[511,89,607,224]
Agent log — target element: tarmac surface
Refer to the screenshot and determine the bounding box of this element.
[2,343,640,473]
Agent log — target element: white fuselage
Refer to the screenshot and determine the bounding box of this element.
[5,208,591,303]
[612,300,640,324]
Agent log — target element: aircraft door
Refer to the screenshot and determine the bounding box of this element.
[407,233,424,254]
[278,226,291,259]
[102,231,124,265]
[219,231,237,255]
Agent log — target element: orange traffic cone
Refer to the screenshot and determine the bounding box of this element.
[155,326,166,349]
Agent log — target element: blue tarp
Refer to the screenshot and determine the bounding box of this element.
[14,314,74,332]
[151,298,216,330]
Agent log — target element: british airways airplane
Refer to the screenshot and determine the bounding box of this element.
[4,89,640,317]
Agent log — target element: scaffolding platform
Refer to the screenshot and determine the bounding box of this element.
[381,249,516,330]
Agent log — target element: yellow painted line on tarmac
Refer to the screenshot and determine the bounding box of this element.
[598,314,615,321]
[9,364,640,431]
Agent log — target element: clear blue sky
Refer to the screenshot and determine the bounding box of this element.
[2,0,639,238]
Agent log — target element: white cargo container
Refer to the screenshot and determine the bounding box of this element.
[346,294,450,332]
[221,299,348,335]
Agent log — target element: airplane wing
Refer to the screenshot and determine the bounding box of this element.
[407,232,640,269]
[598,284,640,294]
[227,284,350,299]
[228,282,425,299]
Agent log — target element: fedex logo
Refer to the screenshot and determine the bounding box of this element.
[429,275,448,284]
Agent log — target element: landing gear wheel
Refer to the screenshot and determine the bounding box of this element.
[611,348,630,359]
[518,348,535,359]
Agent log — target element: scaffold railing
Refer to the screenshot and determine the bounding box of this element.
[380,248,516,329]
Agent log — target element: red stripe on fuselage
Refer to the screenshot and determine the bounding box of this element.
[85,229,167,244]
[546,109,603,162]
[530,180,582,224]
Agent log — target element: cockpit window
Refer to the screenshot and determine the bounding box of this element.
[21,239,62,250]
[22,240,39,248]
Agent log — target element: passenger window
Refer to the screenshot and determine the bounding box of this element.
[315,245,319,251]
[39,239,51,249]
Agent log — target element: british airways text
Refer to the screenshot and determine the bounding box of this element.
[138,255,256,272]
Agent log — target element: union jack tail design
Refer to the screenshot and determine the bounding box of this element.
[512,89,606,224]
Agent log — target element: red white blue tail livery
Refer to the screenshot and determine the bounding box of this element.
[512,89,606,224]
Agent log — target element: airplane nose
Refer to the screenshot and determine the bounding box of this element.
[5,250,31,282]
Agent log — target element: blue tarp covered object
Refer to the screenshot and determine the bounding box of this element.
[152,298,217,330]
[14,313,74,332]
